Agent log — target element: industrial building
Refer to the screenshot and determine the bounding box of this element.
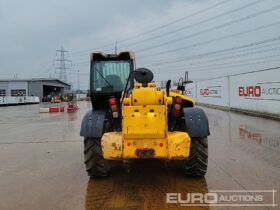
[0,78,71,101]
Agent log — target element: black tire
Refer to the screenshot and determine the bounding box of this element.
[84,137,109,178]
[184,137,208,177]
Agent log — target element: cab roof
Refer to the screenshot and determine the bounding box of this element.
[90,51,135,61]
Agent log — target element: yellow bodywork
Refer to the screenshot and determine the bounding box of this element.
[122,105,166,139]
[102,131,190,159]
[101,82,193,159]
[170,90,195,106]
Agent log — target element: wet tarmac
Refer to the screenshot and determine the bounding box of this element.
[0,102,279,210]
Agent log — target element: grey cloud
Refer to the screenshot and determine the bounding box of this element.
[0,0,279,89]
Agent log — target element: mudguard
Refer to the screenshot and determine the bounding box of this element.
[80,110,106,138]
[183,107,210,138]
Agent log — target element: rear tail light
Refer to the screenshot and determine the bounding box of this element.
[111,105,118,112]
[108,97,119,118]
[172,110,180,118]
[172,97,183,117]
[175,97,182,104]
[109,97,117,105]
[112,112,119,118]
[174,104,181,110]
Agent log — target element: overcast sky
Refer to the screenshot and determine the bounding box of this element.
[0,0,279,89]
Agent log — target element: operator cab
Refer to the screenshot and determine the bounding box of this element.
[90,51,134,109]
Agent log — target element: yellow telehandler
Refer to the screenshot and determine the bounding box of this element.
[80,51,210,177]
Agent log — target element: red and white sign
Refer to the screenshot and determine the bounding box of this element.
[230,68,280,115]
[238,83,280,100]
[200,86,221,98]
[185,68,280,115]
[196,77,229,106]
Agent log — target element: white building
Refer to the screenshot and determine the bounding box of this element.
[0,78,71,101]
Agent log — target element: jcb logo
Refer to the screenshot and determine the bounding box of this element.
[238,86,261,97]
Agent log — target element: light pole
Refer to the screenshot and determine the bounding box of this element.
[78,69,80,93]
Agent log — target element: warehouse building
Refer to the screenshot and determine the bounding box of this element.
[0,78,71,101]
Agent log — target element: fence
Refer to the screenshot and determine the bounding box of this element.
[185,67,280,116]
[0,96,40,105]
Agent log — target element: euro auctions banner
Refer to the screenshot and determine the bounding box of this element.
[230,68,280,115]
[196,77,229,107]
[200,86,222,98]
[238,83,280,100]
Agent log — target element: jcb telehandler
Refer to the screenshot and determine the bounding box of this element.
[80,51,210,178]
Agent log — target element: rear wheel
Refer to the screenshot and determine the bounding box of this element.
[184,137,208,177]
[84,137,109,178]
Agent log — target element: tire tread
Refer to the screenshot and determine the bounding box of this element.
[84,138,109,178]
[184,137,208,177]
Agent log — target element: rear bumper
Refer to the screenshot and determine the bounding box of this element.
[101,131,190,159]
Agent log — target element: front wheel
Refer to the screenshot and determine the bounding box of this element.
[84,138,109,178]
[184,137,208,177]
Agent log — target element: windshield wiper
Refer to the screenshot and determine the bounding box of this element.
[95,67,113,88]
